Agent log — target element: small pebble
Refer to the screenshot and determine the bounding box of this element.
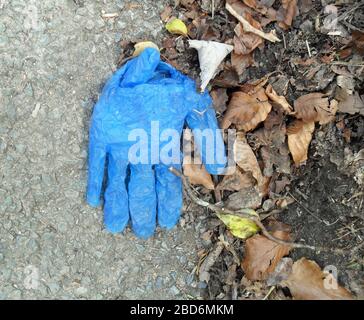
[169,285,180,295]
[75,287,88,296]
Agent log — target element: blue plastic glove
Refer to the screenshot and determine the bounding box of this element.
[87,48,226,238]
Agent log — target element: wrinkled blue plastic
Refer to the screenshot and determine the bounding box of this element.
[87,48,226,238]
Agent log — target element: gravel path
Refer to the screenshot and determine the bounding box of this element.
[0,0,203,299]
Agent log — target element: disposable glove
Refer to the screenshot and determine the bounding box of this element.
[87,48,226,238]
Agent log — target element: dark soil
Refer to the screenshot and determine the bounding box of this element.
[281,122,364,296]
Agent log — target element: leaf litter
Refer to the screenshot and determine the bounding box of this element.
[118,0,364,300]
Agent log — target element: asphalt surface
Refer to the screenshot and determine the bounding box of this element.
[0,0,204,299]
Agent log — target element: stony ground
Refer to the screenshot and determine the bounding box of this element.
[0,0,207,299]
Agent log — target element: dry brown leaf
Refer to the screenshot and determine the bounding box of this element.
[291,56,317,66]
[179,0,195,9]
[276,196,294,208]
[261,143,291,176]
[233,132,264,186]
[244,74,272,92]
[221,87,272,131]
[352,31,364,55]
[231,52,254,76]
[188,16,221,41]
[226,0,252,19]
[183,156,214,189]
[320,53,335,64]
[182,0,200,20]
[184,9,199,20]
[241,221,292,281]
[327,99,339,123]
[164,43,179,60]
[282,258,354,300]
[259,175,271,198]
[201,26,221,41]
[277,0,298,30]
[299,0,313,13]
[243,0,277,24]
[225,186,262,210]
[287,120,315,165]
[252,111,291,176]
[160,6,173,22]
[233,21,263,55]
[227,2,280,43]
[242,0,257,8]
[212,68,240,88]
[331,66,352,77]
[343,127,351,143]
[336,90,364,116]
[273,175,291,194]
[336,75,355,94]
[238,88,272,131]
[267,257,294,286]
[293,93,337,125]
[187,17,202,38]
[221,92,257,129]
[263,106,285,129]
[239,74,271,95]
[162,37,175,49]
[266,84,293,114]
[293,93,327,123]
[338,47,352,59]
[217,168,256,191]
[211,88,229,114]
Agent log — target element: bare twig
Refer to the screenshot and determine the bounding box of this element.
[262,286,276,300]
[101,12,119,19]
[330,61,364,67]
[225,3,281,43]
[287,191,335,226]
[213,175,222,202]
[341,20,364,33]
[306,40,312,57]
[282,33,287,50]
[333,227,364,241]
[170,167,347,255]
[345,192,364,203]
[260,209,284,221]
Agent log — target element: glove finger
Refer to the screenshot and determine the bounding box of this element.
[185,89,227,175]
[128,164,156,238]
[86,139,106,207]
[104,148,129,233]
[189,109,227,175]
[155,164,182,229]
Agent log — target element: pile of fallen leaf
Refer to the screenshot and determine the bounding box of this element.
[119,0,364,299]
